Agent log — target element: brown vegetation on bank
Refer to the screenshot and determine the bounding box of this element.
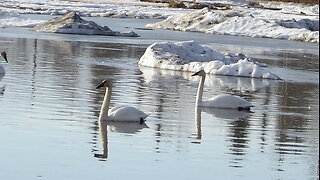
[141,0,232,10]
[249,0,319,5]
[141,0,319,6]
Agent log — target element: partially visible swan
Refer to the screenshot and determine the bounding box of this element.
[96,79,148,123]
[192,70,253,110]
[0,51,8,74]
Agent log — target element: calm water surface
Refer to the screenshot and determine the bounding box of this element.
[0,17,319,180]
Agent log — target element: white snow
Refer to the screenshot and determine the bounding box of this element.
[146,8,319,42]
[0,0,183,19]
[0,0,318,42]
[138,41,280,79]
[0,11,44,28]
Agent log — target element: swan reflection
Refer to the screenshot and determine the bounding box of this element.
[194,107,251,140]
[107,121,149,134]
[201,107,251,120]
[0,74,5,95]
[0,85,5,94]
[94,120,149,160]
[94,120,109,159]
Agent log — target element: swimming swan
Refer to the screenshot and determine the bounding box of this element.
[0,51,8,74]
[192,70,253,111]
[96,79,148,123]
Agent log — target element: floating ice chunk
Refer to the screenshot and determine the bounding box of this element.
[30,12,139,37]
[139,41,280,79]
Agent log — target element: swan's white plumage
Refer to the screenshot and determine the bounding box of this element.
[192,70,253,110]
[201,94,253,109]
[97,79,148,122]
[108,105,148,122]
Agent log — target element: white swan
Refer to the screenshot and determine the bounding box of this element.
[192,70,253,110]
[0,51,8,74]
[96,79,148,123]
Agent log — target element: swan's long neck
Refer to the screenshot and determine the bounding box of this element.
[99,85,112,120]
[196,74,205,106]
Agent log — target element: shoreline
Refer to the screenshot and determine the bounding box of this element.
[63,0,168,7]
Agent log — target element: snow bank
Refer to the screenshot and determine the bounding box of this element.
[0,10,44,28]
[0,0,182,19]
[138,41,280,79]
[30,12,139,37]
[146,8,319,43]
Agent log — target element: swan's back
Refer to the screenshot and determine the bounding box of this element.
[202,94,253,110]
[108,105,148,122]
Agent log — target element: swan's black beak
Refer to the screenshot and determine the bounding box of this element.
[96,81,106,89]
[191,72,199,76]
[1,52,8,63]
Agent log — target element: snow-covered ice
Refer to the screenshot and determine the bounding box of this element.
[138,41,280,79]
[0,0,318,42]
[30,11,139,37]
[0,0,182,19]
[146,8,319,42]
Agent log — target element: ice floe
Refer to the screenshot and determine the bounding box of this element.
[138,41,281,79]
[30,12,139,37]
[146,8,319,42]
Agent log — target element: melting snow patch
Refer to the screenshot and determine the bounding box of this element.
[139,41,280,79]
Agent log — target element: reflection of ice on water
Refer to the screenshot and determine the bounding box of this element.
[94,120,149,160]
[140,66,276,92]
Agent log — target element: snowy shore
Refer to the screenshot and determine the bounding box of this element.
[146,7,319,42]
[0,0,318,42]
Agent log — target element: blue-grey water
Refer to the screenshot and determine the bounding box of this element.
[0,16,319,180]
